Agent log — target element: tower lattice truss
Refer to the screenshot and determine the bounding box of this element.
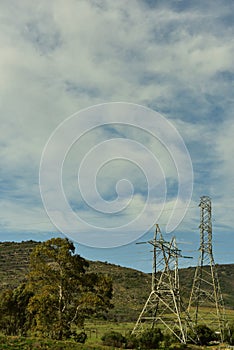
[188,196,228,342]
[132,225,197,344]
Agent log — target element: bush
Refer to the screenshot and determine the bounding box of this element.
[72,331,87,343]
[161,331,181,348]
[195,324,215,345]
[125,333,139,348]
[101,331,126,347]
[138,328,163,349]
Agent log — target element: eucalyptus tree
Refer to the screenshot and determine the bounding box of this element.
[26,237,112,340]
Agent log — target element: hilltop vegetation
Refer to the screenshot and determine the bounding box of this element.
[0,241,38,289]
[0,240,234,324]
[0,238,114,343]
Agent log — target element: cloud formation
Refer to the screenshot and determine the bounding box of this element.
[0,0,233,266]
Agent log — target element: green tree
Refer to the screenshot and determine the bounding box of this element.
[26,237,112,340]
[0,283,33,336]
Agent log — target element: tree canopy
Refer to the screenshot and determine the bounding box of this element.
[0,238,113,340]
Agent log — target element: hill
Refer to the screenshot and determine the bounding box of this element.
[0,240,234,322]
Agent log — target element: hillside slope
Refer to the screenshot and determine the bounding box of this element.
[0,240,233,321]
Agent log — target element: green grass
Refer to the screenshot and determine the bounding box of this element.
[0,335,112,350]
[0,333,232,350]
[83,320,135,346]
[1,315,234,349]
[0,322,135,349]
[0,335,103,349]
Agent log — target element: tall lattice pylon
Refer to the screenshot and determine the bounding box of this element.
[132,224,197,344]
[188,196,228,342]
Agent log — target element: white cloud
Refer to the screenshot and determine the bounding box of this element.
[0,0,233,255]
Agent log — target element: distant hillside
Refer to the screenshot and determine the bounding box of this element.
[0,240,234,322]
[0,241,38,289]
[88,260,234,321]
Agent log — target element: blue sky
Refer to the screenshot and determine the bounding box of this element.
[0,0,233,272]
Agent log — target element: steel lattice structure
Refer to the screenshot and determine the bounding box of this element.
[188,196,228,342]
[132,225,197,344]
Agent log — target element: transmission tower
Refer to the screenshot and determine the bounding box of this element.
[188,196,228,342]
[132,224,197,344]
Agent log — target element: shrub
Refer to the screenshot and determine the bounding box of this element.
[125,333,139,348]
[101,331,126,347]
[161,331,180,348]
[195,324,215,345]
[138,328,163,349]
[72,331,87,343]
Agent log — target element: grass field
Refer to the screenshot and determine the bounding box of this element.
[83,320,134,347]
[78,307,234,348]
[0,334,233,350]
[1,308,233,348]
[1,308,234,349]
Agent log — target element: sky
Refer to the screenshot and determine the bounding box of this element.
[0,0,233,272]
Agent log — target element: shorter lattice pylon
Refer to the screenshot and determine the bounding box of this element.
[132,225,198,344]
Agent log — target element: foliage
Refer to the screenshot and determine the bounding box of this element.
[124,328,163,349]
[195,324,215,345]
[0,241,39,289]
[125,333,139,348]
[101,331,126,347]
[0,238,112,341]
[160,331,179,349]
[0,283,33,336]
[137,328,163,349]
[72,331,87,343]
[25,238,113,340]
[0,334,102,349]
